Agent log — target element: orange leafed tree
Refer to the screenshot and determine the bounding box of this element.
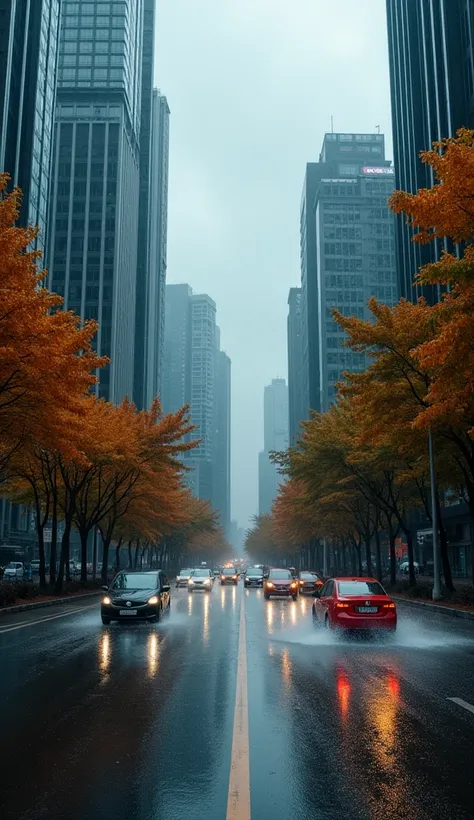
[0,175,105,469]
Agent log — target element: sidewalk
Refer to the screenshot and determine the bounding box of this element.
[394,595,474,622]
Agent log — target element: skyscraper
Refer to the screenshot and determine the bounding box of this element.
[258,379,288,515]
[0,0,60,256]
[162,285,230,512]
[287,287,306,443]
[47,0,144,402]
[143,90,170,408]
[300,164,319,416]
[386,0,474,300]
[213,342,231,538]
[300,133,398,414]
[134,0,156,410]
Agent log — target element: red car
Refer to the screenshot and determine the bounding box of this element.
[312,577,397,633]
[264,568,299,600]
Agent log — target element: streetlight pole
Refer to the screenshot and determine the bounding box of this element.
[428,427,442,600]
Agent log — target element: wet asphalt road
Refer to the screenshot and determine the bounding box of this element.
[1,585,474,820]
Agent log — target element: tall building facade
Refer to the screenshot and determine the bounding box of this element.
[258,379,288,515]
[134,0,156,409]
[47,0,144,402]
[300,165,319,416]
[287,287,306,443]
[300,133,398,414]
[163,285,230,517]
[0,0,60,255]
[143,90,170,408]
[386,0,474,301]
[213,343,231,538]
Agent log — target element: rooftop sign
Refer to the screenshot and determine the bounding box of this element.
[362,167,394,175]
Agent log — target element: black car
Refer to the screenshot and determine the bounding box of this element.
[298,571,324,594]
[244,566,264,587]
[101,570,171,624]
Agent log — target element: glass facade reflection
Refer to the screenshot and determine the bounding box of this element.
[48,0,144,402]
[0,0,60,257]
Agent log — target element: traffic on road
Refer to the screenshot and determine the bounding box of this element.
[1,564,474,820]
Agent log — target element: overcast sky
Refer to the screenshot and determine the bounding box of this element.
[154,0,393,530]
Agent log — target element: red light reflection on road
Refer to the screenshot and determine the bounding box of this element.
[387,674,400,699]
[337,671,351,718]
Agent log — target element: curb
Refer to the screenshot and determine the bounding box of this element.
[0,591,101,616]
[394,596,474,622]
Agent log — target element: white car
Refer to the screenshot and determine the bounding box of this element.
[188,568,213,592]
[3,562,24,581]
[176,568,193,588]
[400,561,420,575]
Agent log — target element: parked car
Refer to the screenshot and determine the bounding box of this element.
[312,577,397,633]
[188,568,213,592]
[264,569,298,600]
[3,562,24,581]
[400,561,420,575]
[30,560,41,575]
[101,570,171,624]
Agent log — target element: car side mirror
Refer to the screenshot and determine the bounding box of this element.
[312,590,320,598]
[101,585,109,591]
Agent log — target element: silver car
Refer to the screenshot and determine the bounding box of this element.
[176,568,193,588]
[188,568,213,592]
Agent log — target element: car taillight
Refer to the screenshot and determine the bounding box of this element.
[335,602,349,608]
[382,602,396,609]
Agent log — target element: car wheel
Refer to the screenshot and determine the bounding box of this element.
[325,614,330,629]
[292,595,297,601]
[101,617,111,625]
[264,592,270,600]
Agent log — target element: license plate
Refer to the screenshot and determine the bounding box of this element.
[356,606,378,613]
[119,609,137,615]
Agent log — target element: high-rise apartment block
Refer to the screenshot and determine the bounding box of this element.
[0,0,60,256]
[162,285,231,526]
[258,379,288,515]
[287,287,306,443]
[386,0,474,301]
[300,133,398,414]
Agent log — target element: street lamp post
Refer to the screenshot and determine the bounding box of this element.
[428,427,442,600]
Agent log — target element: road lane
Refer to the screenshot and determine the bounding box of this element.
[1,584,474,820]
[245,591,474,820]
[0,584,240,820]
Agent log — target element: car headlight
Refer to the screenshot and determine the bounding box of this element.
[290,582,297,589]
[204,579,211,585]
[148,596,159,605]
[188,578,194,585]
[102,596,111,605]
[266,582,274,588]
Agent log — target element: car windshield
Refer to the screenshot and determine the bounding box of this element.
[222,568,235,575]
[111,573,156,590]
[179,570,191,576]
[338,581,386,596]
[269,570,292,579]
[301,572,319,580]
[191,569,210,577]
[248,568,263,575]
[6,563,17,569]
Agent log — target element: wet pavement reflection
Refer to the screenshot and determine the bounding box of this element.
[0,585,474,820]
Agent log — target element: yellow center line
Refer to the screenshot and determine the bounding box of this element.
[226,590,251,820]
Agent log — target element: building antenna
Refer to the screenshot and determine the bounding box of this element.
[330,115,334,134]
[376,124,380,134]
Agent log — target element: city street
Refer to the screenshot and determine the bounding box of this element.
[1,585,474,820]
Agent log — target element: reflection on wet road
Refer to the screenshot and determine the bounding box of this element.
[1,586,474,820]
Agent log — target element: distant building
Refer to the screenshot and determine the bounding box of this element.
[300,165,320,416]
[213,339,231,538]
[142,90,170,408]
[300,133,398,413]
[258,379,288,515]
[386,0,474,302]
[0,0,60,256]
[287,287,306,443]
[163,285,230,516]
[48,0,144,402]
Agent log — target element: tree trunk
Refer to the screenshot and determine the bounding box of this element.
[92,527,98,581]
[38,524,47,590]
[134,540,140,569]
[55,519,72,593]
[115,541,121,573]
[365,537,373,577]
[80,530,88,584]
[101,535,112,584]
[128,540,133,569]
[436,494,455,591]
[50,491,58,587]
[374,527,382,583]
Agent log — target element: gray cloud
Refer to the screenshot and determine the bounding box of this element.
[155,0,393,527]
